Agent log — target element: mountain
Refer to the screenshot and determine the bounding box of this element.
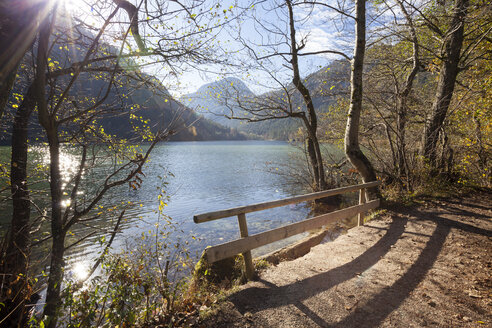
[70,72,248,142]
[181,60,351,140]
[180,77,255,128]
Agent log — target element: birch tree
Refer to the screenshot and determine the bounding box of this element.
[344,0,378,191]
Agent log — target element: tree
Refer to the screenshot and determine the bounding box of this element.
[344,0,378,192]
[354,0,424,191]
[0,2,51,325]
[0,0,42,122]
[1,0,225,326]
[0,88,37,328]
[286,0,327,190]
[345,0,490,191]
[442,0,492,186]
[423,0,470,168]
[223,0,352,191]
[393,0,421,185]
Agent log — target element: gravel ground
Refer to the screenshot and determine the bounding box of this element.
[199,190,492,328]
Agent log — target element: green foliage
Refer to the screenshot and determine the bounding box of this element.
[319,97,348,147]
[61,227,193,327]
[55,182,194,327]
[448,36,491,188]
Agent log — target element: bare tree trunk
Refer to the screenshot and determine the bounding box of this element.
[0,84,36,328]
[306,136,321,189]
[307,106,326,190]
[305,124,327,190]
[286,0,326,191]
[112,0,146,52]
[43,139,65,327]
[0,70,17,122]
[0,3,46,324]
[344,0,378,196]
[396,98,407,176]
[33,13,65,327]
[423,0,469,167]
[395,0,420,190]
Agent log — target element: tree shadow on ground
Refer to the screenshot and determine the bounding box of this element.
[438,198,492,212]
[420,191,492,218]
[229,215,408,318]
[333,206,491,328]
[229,205,492,327]
[434,202,490,220]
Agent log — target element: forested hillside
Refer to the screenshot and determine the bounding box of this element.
[182,60,351,140]
[0,27,246,144]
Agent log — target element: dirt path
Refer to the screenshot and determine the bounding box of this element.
[201,191,492,327]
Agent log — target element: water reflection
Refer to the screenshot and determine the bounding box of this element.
[71,262,89,281]
[1,141,342,274]
[31,144,79,181]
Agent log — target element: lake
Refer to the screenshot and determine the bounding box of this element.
[0,140,349,279]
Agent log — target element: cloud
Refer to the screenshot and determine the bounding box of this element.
[297,19,354,60]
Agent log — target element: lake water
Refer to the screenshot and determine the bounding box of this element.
[106,140,313,257]
[1,140,350,279]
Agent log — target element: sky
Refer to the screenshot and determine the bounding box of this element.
[61,0,399,98]
[177,0,355,96]
[179,0,401,97]
[159,0,356,97]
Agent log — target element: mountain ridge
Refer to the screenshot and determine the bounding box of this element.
[181,60,351,140]
[0,25,249,144]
